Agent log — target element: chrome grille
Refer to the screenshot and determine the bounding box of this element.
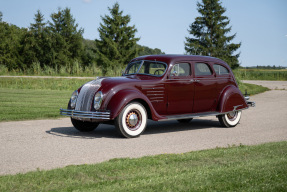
[75,79,103,111]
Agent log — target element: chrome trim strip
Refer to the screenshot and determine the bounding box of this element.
[60,108,110,120]
[159,111,226,121]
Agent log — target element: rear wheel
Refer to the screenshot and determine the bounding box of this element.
[218,111,242,127]
[177,118,193,123]
[71,118,99,132]
[115,102,147,138]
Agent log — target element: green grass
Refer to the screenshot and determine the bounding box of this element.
[238,82,270,95]
[0,141,286,191]
[234,69,287,81]
[0,77,92,90]
[0,88,71,121]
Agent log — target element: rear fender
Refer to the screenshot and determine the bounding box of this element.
[217,85,248,113]
[106,89,163,120]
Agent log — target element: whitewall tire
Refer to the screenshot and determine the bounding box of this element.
[115,102,147,138]
[218,111,242,127]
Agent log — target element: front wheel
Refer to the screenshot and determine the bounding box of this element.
[218,111,242,127]
[115,102,147,138]
[71,118,99,132]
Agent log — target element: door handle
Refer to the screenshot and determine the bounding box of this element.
[190,79,200,82]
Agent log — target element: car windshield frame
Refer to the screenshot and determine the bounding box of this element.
[124,60,167,77]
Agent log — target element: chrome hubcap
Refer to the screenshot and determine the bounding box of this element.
[227,111,238,121]
[126,110,142,130]
[128,113,138,127]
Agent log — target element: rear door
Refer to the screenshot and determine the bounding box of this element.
[192,62,217,113]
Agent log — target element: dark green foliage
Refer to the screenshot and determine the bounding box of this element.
[95,3,140,76]
[185,0,241,69]
[49,8,84,68]
[82,39,97,65]
[0,6,163,76]
[21,10,50,69]
[0,17,25,70]
[137,45,165,56]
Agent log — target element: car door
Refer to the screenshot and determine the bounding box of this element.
[166,62,194,115]
[192,62,217,113]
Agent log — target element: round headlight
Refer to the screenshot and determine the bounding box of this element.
[94,91,103,110]
[70,90,78,109]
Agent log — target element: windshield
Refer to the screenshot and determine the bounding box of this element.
[124,60,167,76]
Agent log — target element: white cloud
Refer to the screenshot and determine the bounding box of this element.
[82,0,92,3]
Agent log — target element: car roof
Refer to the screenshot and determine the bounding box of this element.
[130,54,228,67]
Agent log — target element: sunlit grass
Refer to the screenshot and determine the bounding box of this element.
[0,88,71,121]
[0,141,286,191]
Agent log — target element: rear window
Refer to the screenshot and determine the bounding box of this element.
[194,63,212,76]
[213,64,229,75]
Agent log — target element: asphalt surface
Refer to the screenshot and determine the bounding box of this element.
[1,81,287,175]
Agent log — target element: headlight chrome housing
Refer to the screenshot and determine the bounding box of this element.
[70,90,78,109]
[94,91,103,110]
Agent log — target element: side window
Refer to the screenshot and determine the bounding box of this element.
[170,63,191,77]
[194,63,212,76]
[150,63,166,76]
[213,64,229,75]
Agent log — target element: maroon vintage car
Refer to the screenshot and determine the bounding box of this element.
[60,55,255,138]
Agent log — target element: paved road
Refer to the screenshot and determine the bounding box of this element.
[1,81,287,175]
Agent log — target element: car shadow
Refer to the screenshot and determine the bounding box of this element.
[46,125,119,139]
[143,119,222,135]
[46,119,222,139]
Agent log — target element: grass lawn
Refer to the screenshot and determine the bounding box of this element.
[0,141,286,191]
[238,82,269,96]
[0,88,71,121]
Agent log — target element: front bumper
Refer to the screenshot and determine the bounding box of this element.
[60,108,110,120]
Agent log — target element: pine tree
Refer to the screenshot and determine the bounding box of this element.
[95,2,140,76]
[185,0,241,69]
[22,10,48,68]
[49,8,84,68]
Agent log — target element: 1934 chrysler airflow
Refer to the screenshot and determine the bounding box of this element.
[60,55,255,138]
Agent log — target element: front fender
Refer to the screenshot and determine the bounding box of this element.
[217,85,248,113]
[106,89,161,120]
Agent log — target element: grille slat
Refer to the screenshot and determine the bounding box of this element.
[75,79,103,111]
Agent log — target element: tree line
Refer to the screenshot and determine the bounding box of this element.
[0,4,164,76]
[1,0,240,76]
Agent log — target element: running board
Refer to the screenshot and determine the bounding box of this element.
[159,111,225,121]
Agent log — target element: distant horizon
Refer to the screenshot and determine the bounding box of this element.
[1,0,286,67]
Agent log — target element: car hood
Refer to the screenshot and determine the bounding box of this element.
[100,75,160,87]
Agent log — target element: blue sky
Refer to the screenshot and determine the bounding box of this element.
[1,0,287,67]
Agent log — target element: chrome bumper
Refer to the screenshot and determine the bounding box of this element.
[244,96,255,107]
[247,101,255,107]
[60,108,110,120]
